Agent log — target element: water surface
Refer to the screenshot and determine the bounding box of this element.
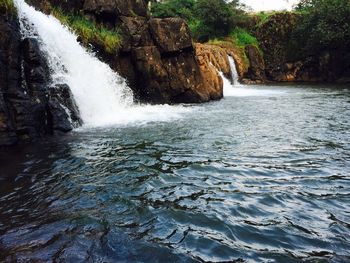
[1,84,350,262]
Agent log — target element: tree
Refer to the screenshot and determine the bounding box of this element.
[294,0,350,54]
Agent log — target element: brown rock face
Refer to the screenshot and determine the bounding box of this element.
[245,45,266,81]
[149,18,192,53]
[81,0,222,103]
[131,44,222,103]
[195,44,231,78]
[195,45,224,100]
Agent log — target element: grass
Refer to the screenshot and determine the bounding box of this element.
[230,28,259,48]
[0,0,17,16]
[51,8,122,54]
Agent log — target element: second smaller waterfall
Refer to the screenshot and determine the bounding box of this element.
[228,56,240,86]
[222,55,241,97]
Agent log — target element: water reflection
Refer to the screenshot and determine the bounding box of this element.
[0,85,350,262]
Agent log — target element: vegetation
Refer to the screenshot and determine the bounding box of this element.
[151,0,248,41]
[52,9,122,54]
[293,0,350,55]
[230,28,258,48]
[0,0,16,15]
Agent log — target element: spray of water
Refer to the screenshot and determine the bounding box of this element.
[14,0,192,127]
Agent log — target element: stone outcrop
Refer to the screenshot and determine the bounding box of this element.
[28,0,224,104]
[245,45,266,82]
[194,43,266,85]
[257,12,350,83]
[0,11,80,146]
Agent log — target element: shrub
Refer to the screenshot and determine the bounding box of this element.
[293,0,350,55]
[0,0,16,15]
[230,28,258,48]
[52,9,122,54]
[151,0,196,20]
[151,0,249,41]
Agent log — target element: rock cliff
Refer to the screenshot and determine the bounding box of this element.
[0,9,80,146]
[257,13,350,83]
[27,0,224,103]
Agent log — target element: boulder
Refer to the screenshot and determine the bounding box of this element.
[83,0,148,17]
[0,16,81,146]
[245,45,266,81]
[149,18,193,53]
[48,84,82,132]
[131,45,223,103]
[195,43,231,78]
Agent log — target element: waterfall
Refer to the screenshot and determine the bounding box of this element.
[228,56,239,86]
[221,55,242,97]
[223,55,285,97]
[14,0,190,127]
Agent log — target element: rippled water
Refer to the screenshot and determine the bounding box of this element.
[1,85,350,262]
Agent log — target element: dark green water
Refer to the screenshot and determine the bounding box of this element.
[1,85,350,262]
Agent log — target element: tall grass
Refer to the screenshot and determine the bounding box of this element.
[52,9,122,54]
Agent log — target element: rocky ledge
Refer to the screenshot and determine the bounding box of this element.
[28,0,224,104]
[0,11,81,146]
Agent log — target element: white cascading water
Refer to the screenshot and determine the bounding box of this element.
[221,55,242,97]
[14,0,191,127]
[223,55,284,97]
[228,56,240,86]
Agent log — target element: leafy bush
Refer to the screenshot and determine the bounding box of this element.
[151,0,196,20]
[230,28,258,47]
[293,0,350,55]
[52,9,122,54]
[151,0,249,41]
[0,0,16,15]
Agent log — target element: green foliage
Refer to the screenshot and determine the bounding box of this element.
[0,0,16,16]
[254,11,280,26]
[293,0,350,55]
[194,0,236,39]
[52,9,122,54]
[151,0,196,20]
[151,0,249,41]
[230,28,258,47]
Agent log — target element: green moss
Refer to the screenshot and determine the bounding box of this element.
[52,8,122,54]
[0,0,17,16]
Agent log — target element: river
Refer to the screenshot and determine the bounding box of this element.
[1,84,349,262]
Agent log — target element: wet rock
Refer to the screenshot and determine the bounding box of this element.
[0,13,24,145]
[48,84,82,132]
[0,15,81,145]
